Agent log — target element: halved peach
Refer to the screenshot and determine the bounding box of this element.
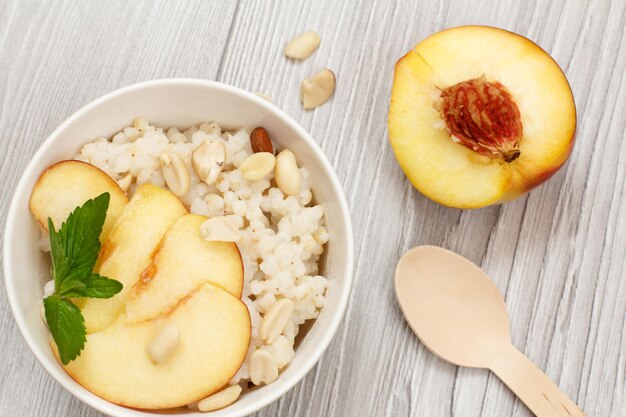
[388,26,576,208]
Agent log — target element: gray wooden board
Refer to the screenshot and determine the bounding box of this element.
[0,0,624,416]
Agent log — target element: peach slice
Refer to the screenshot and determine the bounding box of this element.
[80,184,187,333]
[388,26,576,208]
[29,160,129,240]
[56,283,251,409]
[124,214,244,323]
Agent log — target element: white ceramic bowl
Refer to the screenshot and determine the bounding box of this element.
[3,79,354,417]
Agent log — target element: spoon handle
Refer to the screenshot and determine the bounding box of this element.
[489,345,587,417]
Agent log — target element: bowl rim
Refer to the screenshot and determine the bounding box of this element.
[3,78,354,417]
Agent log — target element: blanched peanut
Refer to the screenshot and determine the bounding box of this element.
[261,335,295,369]
[201,216,241,242]
[301,69,336,109]
[146,322,180,364]
[284,31,321,60]
[275,150,301,196]
[259,299,294,344]
[192,140,226,185]
[197,385,242,412]
[160,152,190,196]
[239,152,276,181]
[250,349,278,386]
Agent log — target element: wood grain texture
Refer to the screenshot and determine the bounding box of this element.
[0,0,624,416]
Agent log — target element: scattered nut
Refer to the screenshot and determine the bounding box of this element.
[250,349,278,386]
[197,385,242,412]
[160,152,190,196]
[261,335,295,369]
[192,140,226,185]
[259,299,294,344]
[201,216,241,242]
[146,322,180,364]
[284,31,321,60]
[301,68,336,109]
[240,152,276,181]
[117,173,132,193]
[250,127,274,153]
[275,149,301,196]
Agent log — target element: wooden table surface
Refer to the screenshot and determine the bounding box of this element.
[1,0,625,416]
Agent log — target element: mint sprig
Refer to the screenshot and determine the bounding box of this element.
[44,295,86,365]
[43,193,123,365]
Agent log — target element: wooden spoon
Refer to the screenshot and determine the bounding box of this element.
[395,246,587,417]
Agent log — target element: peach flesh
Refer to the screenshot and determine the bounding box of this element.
[387,26,577,209]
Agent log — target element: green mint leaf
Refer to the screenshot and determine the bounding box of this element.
[48,193,110,290]
[47,219,66,290]
[44,295,86,365]
[56,275,90,297]
[42,192,124,364]
[60,274,123,299]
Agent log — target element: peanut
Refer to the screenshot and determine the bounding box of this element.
[259,299,294,344]
[201,216,241,242]
[159,152,190,196]
[275,149,301,196]
[250,349,278,386]
[192,139,226,185]
[240,152,276,181]
[301,68,336,109]
[197,385,242,412]
[146,322,180,364]
[284,31,321,60]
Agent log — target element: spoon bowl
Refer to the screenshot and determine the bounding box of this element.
[395,246,587,417]
[395,245,510,368]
